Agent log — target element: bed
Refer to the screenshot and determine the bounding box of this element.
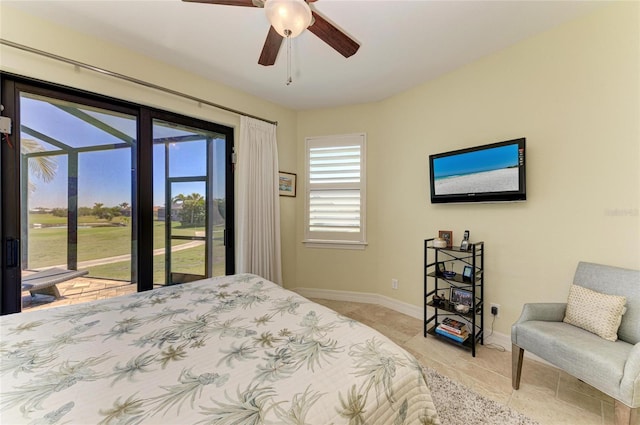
[1,273,440,424]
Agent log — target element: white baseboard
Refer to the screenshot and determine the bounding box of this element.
[293,287,423,320]
[292,286,551,365]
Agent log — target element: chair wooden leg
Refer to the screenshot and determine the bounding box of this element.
[614,400,637,425]
[512,343,524,390]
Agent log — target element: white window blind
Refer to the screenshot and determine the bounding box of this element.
[305,134,366,248]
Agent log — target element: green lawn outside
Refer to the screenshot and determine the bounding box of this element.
[28,221,185,269]
[87,243,226,284]
[30,213,128,226]
[27,213,225,285]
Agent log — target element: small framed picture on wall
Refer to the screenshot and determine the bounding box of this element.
[438,230,453,248]
[279,172,297,197]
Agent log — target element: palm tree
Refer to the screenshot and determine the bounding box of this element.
[172,193,205,226]
[119,202,131,218]
[172,193,187,205]
[172,193,188,223]
[93,202,105,216]
[188,193,205,225]
[21,138,58,193]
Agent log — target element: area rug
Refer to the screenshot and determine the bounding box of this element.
[425,367,539,425]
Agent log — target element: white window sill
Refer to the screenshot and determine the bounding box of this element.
[303,240,368,250]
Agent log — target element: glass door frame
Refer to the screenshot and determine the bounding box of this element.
[18,94,138,277]
[1,76,141,313]
[166,176,209,284]
[150,109,235,286]
[1,73,235,315]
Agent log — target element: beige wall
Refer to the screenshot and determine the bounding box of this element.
[295,3,639,335]
[0,5,299,286]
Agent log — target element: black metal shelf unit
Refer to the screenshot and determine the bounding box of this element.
[423,238,485,357]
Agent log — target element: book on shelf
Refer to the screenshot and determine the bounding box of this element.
[436,325,469,339]
[435,326,469,343]
[439,323,467,335]
[440,317,468,334]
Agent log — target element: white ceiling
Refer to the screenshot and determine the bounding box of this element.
[4,0,605,110]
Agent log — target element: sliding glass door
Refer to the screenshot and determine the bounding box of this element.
[1,75,234,315]
[16,91,138,310]
[152,118,232,286]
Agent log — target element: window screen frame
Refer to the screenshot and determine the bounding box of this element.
[303,133,367,250]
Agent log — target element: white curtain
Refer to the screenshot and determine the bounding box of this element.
[236,116,283,285]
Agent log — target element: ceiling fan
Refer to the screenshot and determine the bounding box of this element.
[182,0,360,66]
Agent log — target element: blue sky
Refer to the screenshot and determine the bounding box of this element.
[23,95,226,209]
[433,144,519,179]
[28,141,226,208]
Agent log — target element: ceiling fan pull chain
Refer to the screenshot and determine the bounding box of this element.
[286,31,292,86]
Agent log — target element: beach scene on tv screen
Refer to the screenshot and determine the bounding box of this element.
[433,145,520,195]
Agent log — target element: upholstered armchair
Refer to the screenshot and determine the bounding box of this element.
[511,262,639,425]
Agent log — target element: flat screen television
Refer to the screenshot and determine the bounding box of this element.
[429,138,526,203]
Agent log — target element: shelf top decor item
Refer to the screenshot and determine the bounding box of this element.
[455,304,470,314]
[443,271,457,279]
[463,266,474,281]
[438,230,453,248]
[450,287,473,307]
[433,238,448,248]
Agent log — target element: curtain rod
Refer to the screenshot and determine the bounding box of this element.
[0,38,278,126]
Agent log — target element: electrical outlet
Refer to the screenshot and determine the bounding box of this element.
[490,303,500,317]
[391,279,398,290]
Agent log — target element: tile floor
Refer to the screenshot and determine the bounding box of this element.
[311,298,638,425]
[19,282,636,425]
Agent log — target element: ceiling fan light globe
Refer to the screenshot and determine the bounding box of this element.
[265,0,312,38]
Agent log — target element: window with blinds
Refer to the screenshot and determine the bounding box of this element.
[304,133,366,248]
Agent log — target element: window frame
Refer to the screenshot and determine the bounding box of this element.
[303,133,367,250]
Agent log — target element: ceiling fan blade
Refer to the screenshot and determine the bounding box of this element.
[181,0,257,7]
[307,11,360,58]
[258,26,284,66]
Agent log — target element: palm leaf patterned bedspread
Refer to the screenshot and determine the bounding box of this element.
[1,273,440,424]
